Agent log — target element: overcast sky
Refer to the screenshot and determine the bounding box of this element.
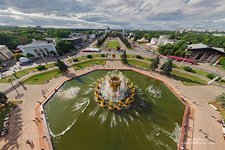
[0,0,225,30]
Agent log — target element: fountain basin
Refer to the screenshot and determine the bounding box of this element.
[43,70,185,150]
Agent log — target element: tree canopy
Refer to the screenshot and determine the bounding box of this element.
[161,59,173,76]
[150,56,160,71]
[57,59,68,73]
[0,91,8,104]
[56,39,74,55]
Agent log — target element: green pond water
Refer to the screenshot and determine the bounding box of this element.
[44,70,185,150]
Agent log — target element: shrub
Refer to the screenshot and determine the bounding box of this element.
[207,73,216,79]
[14,53,24,61]
[50,51,57,56]
[101,54,105,57]
[136,55,143,59]
[26,53,35,58]
[73,58,79,62]
[219,57,225,69]
[87,55,93,59]
[183,66,196,73]
[36,65,46,71]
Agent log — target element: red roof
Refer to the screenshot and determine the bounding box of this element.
[168,55,196,64]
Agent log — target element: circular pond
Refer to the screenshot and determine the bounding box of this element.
[44,70,185,150]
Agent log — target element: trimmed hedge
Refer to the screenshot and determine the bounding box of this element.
[87,55,93,59]
[183,66,196,73]
[35,65,46,71]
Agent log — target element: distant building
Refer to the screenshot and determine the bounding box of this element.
[62,38,83,46]
[82,48,100,52]
[137,37,148,43]
[89,34,96,39]
[19,41,57,57]
[150,38,159,45]
[105,26,111,34]
[46,37,83,46]
[0,45,13,61]
[150,35,176,46]
[69,32,97,41]
[188,43,225,63]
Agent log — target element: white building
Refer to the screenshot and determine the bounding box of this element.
[89,34,96,39]
[82,48,100,52]
[0,45,13,61]
[19,41,57,57]
[150,38,159,45]
[149,35,176,46]
[69,33,88,41]
[137,37,148,43]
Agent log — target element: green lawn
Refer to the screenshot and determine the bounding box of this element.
[107,40,120,49]
[179,66,209,77]
[171,70,207,85]
[73,59,106,70]
[22,69,61,85]
[125,54,152,61]
[0,103,15,131]
[0,63,56,83]
[127,59,150,70]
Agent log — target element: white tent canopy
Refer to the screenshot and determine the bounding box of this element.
[19,57,30,63]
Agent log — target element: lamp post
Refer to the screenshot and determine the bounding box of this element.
[8,78,20,98]
[178,49,191,68]
[41,52,48,65]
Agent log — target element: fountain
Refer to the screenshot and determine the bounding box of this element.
[44,70,185,150]
[94,70,135,110]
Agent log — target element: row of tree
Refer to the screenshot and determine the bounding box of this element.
[56,39,75,55]
[150,56,173,76]
[158,40,188,57]
[117,34,131,49]
[96,33,109,47]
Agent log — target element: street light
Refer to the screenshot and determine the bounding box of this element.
[40,52,48,65]
[8,78,20,98]
[178,49,191,68]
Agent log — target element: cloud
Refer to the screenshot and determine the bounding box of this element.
[0,0,225,30]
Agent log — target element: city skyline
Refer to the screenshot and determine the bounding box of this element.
[0,0,225,30]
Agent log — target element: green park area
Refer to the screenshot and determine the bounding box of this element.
[127,59,150,70]
[171,70,207,85]
[22,69,61,85]
[22,59,106,85]
[73,59,106,70]
[107,40,120,49]
[0,63,56,83]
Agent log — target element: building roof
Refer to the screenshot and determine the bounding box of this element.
[188,43,208,49]
[20,41,54,49]
[168,55,196,64]
[212,47,225,53]
[19,57,30,63]
[0,45,6,48]
[188,43,225,53]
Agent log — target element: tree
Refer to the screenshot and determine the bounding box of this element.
[0,91,8,104]
[161,59,173,76]
[26,53,35,58]
[150,56,160,71]
[50,51,57,57]
[14,53,24,61]
[121,50,128,64]
[57,59,68,73]
[56,39,74,55]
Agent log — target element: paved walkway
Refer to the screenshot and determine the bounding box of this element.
[1,59,225,150]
